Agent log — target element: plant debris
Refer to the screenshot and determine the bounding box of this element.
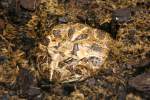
[0,0,150,99]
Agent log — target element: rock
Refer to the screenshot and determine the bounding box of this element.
[112,8,132,23]
[20,0,41,11]
[110,8,133,38]
[128,72,150,92]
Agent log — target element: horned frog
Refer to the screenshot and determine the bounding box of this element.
[37,23,112,83]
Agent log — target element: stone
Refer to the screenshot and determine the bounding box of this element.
[20,0,41,11]
[112,8,131,23]
[128,72,150,92]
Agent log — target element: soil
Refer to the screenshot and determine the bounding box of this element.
[0,0,150,100]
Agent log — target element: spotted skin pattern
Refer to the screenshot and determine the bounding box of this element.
[37,23,111,83]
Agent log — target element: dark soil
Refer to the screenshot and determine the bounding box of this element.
[0,0,150,99]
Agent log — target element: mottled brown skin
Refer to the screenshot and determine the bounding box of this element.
[37,23,111,83]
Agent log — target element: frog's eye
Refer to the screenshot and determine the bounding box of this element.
[74,34,88,41]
